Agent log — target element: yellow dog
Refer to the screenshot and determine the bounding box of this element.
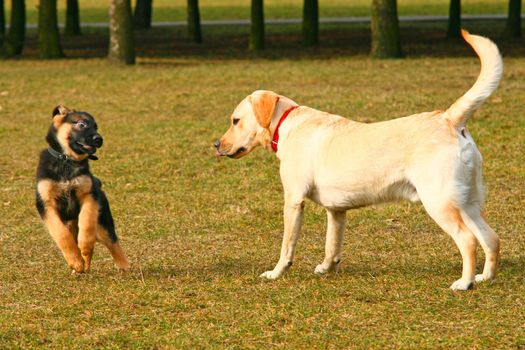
[215,30,502,291]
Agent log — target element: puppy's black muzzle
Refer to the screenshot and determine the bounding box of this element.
[92,134,103,148]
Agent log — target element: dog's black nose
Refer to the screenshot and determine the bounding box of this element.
[214,140,221,149]
[92,134,103,148]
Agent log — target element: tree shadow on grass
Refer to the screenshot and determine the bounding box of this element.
[16,20,525,62]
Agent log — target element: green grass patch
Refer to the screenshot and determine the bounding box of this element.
[0,23,524,348]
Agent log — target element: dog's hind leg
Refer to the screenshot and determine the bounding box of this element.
[66,220,79,242]
[420,198,477,291]
[260,195,305,280]
[315,209,346,275]
[95,191,131,271]
[460,206,499,283]
[96,225,131,271]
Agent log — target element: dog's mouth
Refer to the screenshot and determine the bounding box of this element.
[76,141,97,154]
[227,147,247,159]
[215,146,247,159]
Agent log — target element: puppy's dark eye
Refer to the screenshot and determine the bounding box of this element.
[76,121,87,129]
[233,118,240,125]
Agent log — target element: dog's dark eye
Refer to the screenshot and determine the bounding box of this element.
[233,118,240,125]
[76,121,88,129]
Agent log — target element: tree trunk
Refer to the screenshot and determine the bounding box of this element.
[0,0,5,46]
[187,0,202,43]
[447,0,461,38]
[505,0,521,37]
[1,0,25,57]
[64,0,81,36]
[302,0,318,46]
[249,0,264,50]
[370,0,402,58]
[109,0,135,64]
[133,0,152,29]
[38,0,63,58]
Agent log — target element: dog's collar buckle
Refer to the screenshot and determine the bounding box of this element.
[271,105,299,153]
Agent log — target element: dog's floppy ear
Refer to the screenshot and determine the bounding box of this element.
[52,105,71,118]
[249,90,279,129]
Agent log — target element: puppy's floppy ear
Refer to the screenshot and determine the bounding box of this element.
[52,105,71,118]
[249,90,279,129]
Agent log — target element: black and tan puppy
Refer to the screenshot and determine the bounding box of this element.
[36,105,130,273]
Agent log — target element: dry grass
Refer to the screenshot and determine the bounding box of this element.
[0,22,524,348]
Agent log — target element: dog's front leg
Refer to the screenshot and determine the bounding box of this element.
[43,208,85,273]
[315,209,346,275]
[260,198,305,280]
[77,194,98,272]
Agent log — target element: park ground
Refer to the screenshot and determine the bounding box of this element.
[1,4,525,349]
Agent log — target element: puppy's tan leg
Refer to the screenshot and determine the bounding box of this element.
[260,197,305,280]
[315,209,346,275]
[77,195,99,272]
[43,209,84,273]
[461,207,500,283]
[66,220,79,242]
[96,226,131,271]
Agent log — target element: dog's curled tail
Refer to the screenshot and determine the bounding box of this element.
[445,29,503,129]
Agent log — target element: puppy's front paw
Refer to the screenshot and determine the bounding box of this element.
[117,261,132,272]
[450,279,475,291]
[259,270,283,280]
[70,261,85,274]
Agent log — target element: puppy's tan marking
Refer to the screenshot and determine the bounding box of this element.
[96,226,131,271]
[38,180,84,272]
[55,123,88,161]
[74,176,98,271]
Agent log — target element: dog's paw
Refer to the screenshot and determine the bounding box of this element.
[259,270,283,280]
[314,263,335,275]
[450,279,475,291]
[475,273,493,283]
[117,262,132,272]
[71,268,85,275]
[70,261,85,274]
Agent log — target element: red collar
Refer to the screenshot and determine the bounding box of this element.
[271,105,299,152]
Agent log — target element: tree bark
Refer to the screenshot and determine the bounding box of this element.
[249,0,264,50]
[447,0,461,38]
[370,0,402,58]
[302,0,318,46]
[109,0,135,64]
[505,0,521,37]
[38,0,63,58]
[64,0,81,36]
[1,0,25,57]
[133,0,152,29]
[0,0,5,46]
[187,0,202,43]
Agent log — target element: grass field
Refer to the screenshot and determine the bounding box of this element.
[1,20,525,348]
[6,0,509,24]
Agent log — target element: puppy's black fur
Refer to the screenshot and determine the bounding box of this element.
[36,106,129,272]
